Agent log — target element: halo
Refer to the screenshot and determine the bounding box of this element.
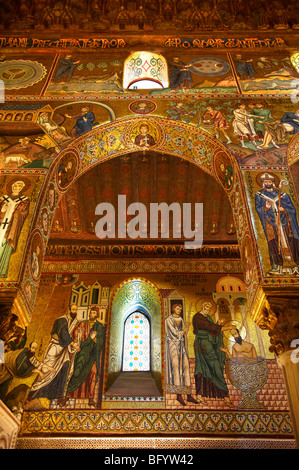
[31,231,42,253]
[130,100,156,115]
[195,297,217,315]
[138,121,152,134]
[222,320,247,342]
[256,171,280,188]
[218,159,226,170]
[6,176,31,195]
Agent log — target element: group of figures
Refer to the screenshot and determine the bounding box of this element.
[165,300,259,407]
[1,296,262,411]
[169,101,298,154]
[1,101,298,173]
[1,0,299,31]
[0,304,105,410]
[230,105,299,150]
[165,98,299,152]
[0,105,100,170]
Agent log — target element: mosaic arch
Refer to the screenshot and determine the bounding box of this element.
[17,116,262,319]
[104,277,163,394]
[287,132,299,168]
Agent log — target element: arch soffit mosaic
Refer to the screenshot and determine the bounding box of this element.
[19,116,262,318]
[49,116,256,261]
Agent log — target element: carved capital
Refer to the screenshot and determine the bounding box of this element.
[255,295,299,356]
[0,401,20,449]
[0,300,18,342]
[255,305,278,331]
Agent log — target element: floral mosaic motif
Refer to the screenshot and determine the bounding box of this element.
[42,259,244,274]
[20,410,293,436]
[68,117,233,177]
[79,125,127,164]
[123,52,168,89]
[287,133,299,167]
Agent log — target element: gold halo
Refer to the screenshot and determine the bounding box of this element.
[6,176,31,195]
[195,297,217,315]
[137,122,152,134]
[222,320,247,342]
[31,231,42,252]
[256,171,280,188]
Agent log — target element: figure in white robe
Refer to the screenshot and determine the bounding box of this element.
[28,304,81,407]
[165,303,198,406]
[0,180,30,278]
[232,104,260,147]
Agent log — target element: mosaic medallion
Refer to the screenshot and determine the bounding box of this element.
[188,57,230,76]
[0,60,47,89]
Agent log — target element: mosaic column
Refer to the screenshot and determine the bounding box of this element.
[277,349,299,448]
[0,400,20,449]
[0,174,46,336]
[254,295,299,448]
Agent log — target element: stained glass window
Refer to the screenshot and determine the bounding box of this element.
[122,311,150,371]
[291,53,299,73]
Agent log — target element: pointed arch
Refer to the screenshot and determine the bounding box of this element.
[17,116,261,321]
[104,276,163,394]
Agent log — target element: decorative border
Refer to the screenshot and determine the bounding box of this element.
[103,396,165,402]
[0,37,285,50]
[16,436,297,449]
[19,410,293,438]
[42,259,243,274]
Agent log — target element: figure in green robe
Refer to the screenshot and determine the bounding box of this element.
[192,301,234,408]
[0,341,53,401]
[250,103,275,139]
[67,308,105,406]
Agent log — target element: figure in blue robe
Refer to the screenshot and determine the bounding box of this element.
[280,111,299,135]
[234,55,256,80]
[169,57,193,91]
[255,174,299,272]
[54,55,79,82]
[66,107,99,138]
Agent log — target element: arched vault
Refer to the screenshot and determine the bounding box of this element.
[19,116,262,323]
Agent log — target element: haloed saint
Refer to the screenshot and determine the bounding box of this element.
[0,179,30,278]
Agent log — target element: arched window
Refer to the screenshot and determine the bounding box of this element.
[122,311,150,371]
[123,51,169,90]
[291,53,299,73]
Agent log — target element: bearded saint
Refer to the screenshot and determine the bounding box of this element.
[66,307,105,407]
[0,180,30,278]
[255,173,299,273]
[192,301,233,407]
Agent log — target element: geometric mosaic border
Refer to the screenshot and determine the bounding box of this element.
[16,436,297,450]
[42,259,243,274]
[20,410,293,438]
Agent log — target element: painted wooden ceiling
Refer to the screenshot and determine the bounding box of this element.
[49,151,237,245]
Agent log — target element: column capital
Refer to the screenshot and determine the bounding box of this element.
[276,348,299,368]
[0,290,31,343]
[253,293,299,357]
